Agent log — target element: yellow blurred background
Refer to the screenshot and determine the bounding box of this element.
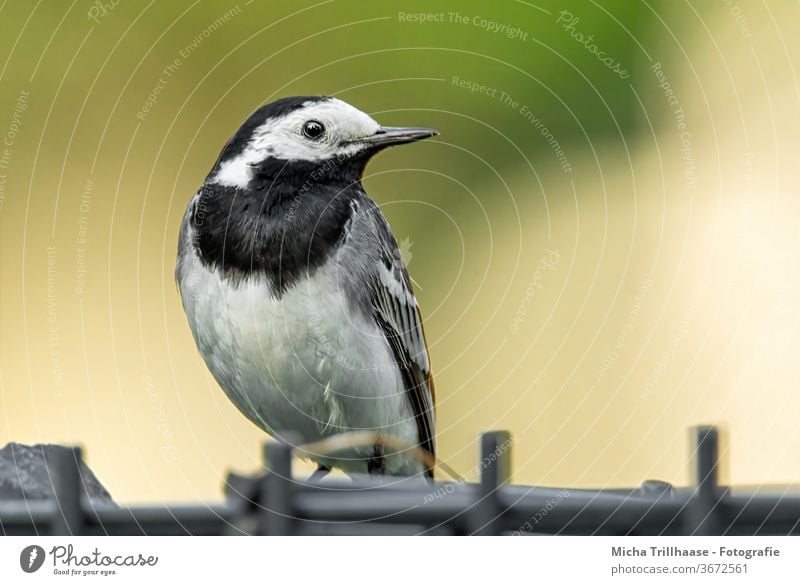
[2,0,800,503]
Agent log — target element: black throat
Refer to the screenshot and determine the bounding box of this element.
[191,156,365,295]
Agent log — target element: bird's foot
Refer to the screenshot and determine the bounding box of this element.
[308,464,331,482]
[367,444,386,476]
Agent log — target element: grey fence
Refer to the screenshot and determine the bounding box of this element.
[1,426,799,535]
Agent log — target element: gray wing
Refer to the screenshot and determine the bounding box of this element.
[364,205,436,478]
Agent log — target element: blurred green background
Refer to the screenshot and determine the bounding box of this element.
[2,0,800,502]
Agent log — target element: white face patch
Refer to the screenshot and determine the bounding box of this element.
[213,98,381,188]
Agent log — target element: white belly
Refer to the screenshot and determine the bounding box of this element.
[177,246,421,475]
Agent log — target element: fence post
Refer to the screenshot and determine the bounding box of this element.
[259,439,295,536]
[468,431,512,535]
[686,426,722,535]
[47,446,84,536]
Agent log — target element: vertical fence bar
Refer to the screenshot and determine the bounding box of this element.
[259,440,295,536]
[468,431,512,535]
[686,426,722,535]
[47,446,84,536]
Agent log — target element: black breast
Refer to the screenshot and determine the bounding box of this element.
[191,158,359,296]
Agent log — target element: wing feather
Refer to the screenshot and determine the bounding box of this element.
[372,254,436,478]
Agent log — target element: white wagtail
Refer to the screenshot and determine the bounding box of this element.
[176,96,438,479]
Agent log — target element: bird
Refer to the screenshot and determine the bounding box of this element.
[176,96,438,479]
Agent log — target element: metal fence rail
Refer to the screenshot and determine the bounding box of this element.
[2,426,799,536]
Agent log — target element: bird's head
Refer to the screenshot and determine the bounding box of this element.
[208,96,438,189]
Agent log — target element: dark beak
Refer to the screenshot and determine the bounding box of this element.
[358,126,439,147]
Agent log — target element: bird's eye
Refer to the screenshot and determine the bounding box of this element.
[302,120,325,140]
